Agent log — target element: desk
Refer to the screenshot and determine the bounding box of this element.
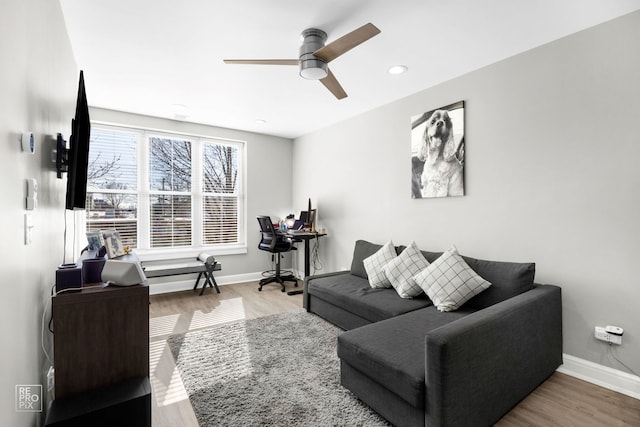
[286,231,326,295]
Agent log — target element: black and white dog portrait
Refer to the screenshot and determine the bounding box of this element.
[411,101,465,198]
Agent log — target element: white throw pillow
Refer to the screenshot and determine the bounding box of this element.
[363,241,397,289]
[383,241,430,298]
[414,245,492,312]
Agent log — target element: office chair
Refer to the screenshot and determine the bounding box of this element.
[256,216,298,292]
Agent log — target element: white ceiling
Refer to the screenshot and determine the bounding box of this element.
[59,0,640,139]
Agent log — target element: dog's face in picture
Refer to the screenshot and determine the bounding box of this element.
[424,109,453,155]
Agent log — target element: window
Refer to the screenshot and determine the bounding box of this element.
[85,128,139,248]
[149,136,193,248]
[203,142,239,245]
[85,125,245,257]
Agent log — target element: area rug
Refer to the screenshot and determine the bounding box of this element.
[167,309,390,426]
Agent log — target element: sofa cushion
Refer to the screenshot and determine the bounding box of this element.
[383,242,429,298]
[363,241,397,289]
[337,305,477,408]
[307,272,431,323]
[414,246,491,312]
[420,249,535,309]
[350,240,405,279]
[462,257,535,309]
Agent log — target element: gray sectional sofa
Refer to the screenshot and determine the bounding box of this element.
[303,240,563,427]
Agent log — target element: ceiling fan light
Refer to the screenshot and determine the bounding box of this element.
[299,59,328,80]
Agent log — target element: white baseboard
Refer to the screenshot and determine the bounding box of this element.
[558,353,640,400]
[148,272,263,295]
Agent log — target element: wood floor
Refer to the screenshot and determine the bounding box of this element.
[148,281,640,427]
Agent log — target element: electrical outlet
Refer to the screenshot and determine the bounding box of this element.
[594,326,622,345]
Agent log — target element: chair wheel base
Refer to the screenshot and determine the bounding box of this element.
[258,274,297,293]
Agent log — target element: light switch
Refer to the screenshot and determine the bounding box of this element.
[26,178,37,210]
[25,214,33,245]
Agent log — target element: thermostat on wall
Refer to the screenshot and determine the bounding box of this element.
[21,132,35,154]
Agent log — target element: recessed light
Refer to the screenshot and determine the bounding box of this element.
[388,65,408,75]
[170,104,190,120]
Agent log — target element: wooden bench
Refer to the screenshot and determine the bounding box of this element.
[142,258,221,296]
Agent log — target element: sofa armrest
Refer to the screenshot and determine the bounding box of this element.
[425,284,562,427]
[303,270,350,310]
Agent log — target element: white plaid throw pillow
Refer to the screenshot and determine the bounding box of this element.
[383,241,429,298]
[363,241,397,289]
[414,245,491,312]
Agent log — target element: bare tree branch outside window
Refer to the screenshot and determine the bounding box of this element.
[88,152,122,185]
[204,144,238,194]
[149,137,191,192]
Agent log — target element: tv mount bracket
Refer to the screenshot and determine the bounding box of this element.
[55,133,69,179]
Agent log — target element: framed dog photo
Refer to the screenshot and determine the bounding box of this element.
[101,229,126,258]
[411,101,465,198]
[86,231,104,251]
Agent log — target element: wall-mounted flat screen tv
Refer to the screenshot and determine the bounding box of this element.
[62,70,91,210]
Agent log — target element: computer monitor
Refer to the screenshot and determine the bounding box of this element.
[309,209,316,230]
[299,209,317,231]
[299,198,317,231]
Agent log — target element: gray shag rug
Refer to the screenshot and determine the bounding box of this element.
[167,309,390,426]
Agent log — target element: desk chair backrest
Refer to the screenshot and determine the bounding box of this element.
[257,216,292,253]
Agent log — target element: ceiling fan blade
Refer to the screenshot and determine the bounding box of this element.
[320,69,348,100]
[223,59,299,65]
[314,23,381,63]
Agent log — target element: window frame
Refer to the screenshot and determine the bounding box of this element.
[83,122,247,261]
[84,126,141,250]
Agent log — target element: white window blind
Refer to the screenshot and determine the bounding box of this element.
[203,142,239,245]
[150,194,192,247]
[149,136,193,248]
[85,128,139,248]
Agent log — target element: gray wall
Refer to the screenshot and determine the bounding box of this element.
[0,0,78,424]
[90,108,295,277]
[292,11,640,372]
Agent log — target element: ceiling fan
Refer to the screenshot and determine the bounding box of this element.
[224,23,381,100]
